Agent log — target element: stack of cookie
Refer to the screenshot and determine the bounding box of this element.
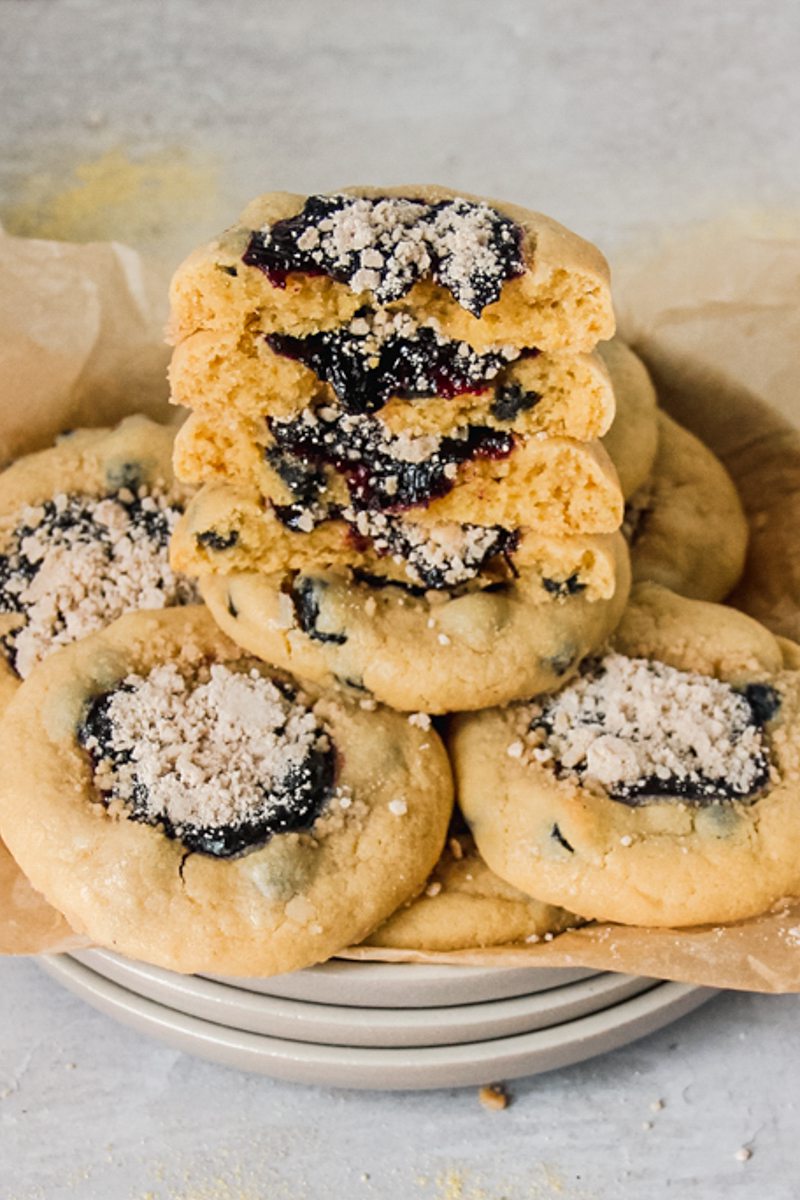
[168,186,632,712]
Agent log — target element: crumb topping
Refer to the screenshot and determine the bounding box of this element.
[524,654,779,805]
[78,663,336,858]
[0,491,197,678]
[343,511,518,589]
[243,194,526,315]
[267,307,521,413]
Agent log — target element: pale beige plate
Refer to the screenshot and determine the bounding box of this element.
[71,949,651,1048]
[208,959,594,1007]
[40,955,714,1089]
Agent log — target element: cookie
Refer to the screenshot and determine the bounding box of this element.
[598,338,659,499]
[362,830,578,952]
[198,533,631,713]
[453,583,800,928]
[0,606,453,975]
[170,331,615,441]
[625,412,748,601]
[174,402,621,520]
[171,420,623,590]
[168,186,614,354]
[173,478,625,594]
[0,416,196,712]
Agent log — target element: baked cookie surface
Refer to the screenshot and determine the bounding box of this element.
[598,338,659,499]
[362,830,578,952]
[168,186,614,354]
[625,412,748,601]
[453,584,800,927]
[199,535,631,713]
[0,606,453,975]
[0,416,196,712]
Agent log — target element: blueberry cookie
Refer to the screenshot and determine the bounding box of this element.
[598,338,659,499]
[0,606,453,975]
[197,534,631,713]
[454,583,800,928]
[362,829,578,952]
[168,186,614,355]
[171,329,615,442]
[171,424,622,588]
[625,412,747,601]
[0,416,196,713]
[173,477,625,595]
[173,409,623,534]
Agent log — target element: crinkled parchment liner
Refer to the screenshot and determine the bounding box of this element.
[2,218,800,991]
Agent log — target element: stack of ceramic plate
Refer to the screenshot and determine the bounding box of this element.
[40,953,713,1088]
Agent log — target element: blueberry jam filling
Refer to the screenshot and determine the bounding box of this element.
[267,408,514,514]
[0,491,196,679]
[78,663,336,859]
[242,194,525,315]
[266,308,521,414]
[527,654,779,806]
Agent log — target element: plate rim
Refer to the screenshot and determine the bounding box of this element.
[68,950,656,1047]
[39,954,716,1089]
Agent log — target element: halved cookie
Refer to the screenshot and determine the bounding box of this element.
[171,328,616,441]
[168,186,614,353]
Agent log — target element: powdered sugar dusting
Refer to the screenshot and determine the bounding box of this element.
[79,663,335,856]
[525,654,776,805]
[0,491,197,678]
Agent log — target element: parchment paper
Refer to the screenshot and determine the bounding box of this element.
[2,216,800,989]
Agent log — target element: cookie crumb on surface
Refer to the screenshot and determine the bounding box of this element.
[735,1147,752,1162]
[478,1084,509,1111]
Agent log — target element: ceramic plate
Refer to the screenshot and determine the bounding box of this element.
[210,957,595,1007]
[71,950,653,1047]
[40,955,715,1089]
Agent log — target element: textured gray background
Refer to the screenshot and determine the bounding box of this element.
[2,2,800,1197]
